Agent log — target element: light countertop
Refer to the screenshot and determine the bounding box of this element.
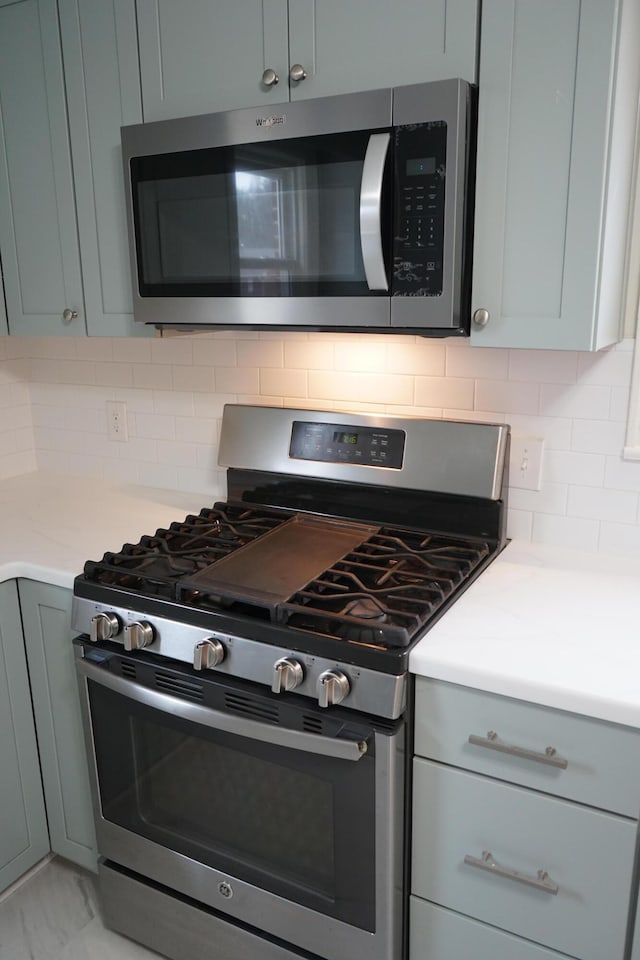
[2,471,640,728]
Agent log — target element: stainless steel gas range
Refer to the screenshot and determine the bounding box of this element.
[72,404,509,960]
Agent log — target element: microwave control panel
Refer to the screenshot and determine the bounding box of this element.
[393,121,447,297]
[290,421,405,469]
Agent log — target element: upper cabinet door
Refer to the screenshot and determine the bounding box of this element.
[137,0,290,121]
[471,0,640,351]
[288,0,478,100]
[136,0,478,122]
[0,0,85,335]
[59,0,148,337]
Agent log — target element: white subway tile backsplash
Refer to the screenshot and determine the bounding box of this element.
[237,340,283,368]
[284,340,334,370]
[598,522,640,558]
[504,414,572,450]
[508,349,578,384]
[192,339,237,367]
[577,349,633,385]
[112,338,153,364]
[171,364,215,393]
[609,385,631,421]
[415,375,473,409]
[1,333,639,557]
[539,382,611,419]
[446,344,508,380]
[309,370,414,406]
[567,485,638,524]
[508,482,568,515]
[531,513,600,551]
[151,337,194,366]
[261,367,307,398]
[474,379,540,415]
[152,390,195,417]
[506,508,533,540]
[94,361,134,388]
[214,366,260,395]
[571,418,627,454]
[135,413,176,441]
[543,449,606,487]
[133,363,172,390]
[333,341,388,373]
[604,455,640,493]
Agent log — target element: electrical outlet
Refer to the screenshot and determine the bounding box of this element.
[106,400,128,442]
[509,435,544,490]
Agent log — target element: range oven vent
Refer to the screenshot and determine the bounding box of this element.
[154,670,204,701]
[120,661,137,681]
[302,714,323,734]
[224,691,279,723]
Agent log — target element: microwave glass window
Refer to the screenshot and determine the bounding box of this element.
[131,130,391,297]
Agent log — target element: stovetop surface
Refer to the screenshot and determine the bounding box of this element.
[79,501,495,653]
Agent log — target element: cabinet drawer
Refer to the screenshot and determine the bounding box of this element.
[414,677,640,816]
[412,759,636,960]
[410,897,572,960]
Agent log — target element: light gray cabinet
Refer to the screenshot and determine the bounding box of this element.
[470,0,640,351]
[410,677,640,960]
[136,0,478,122]
[19,579,97,872]
[0,580,49,893]
[0,0,85,336]
[0,0,148,337]
[58,0,147,337]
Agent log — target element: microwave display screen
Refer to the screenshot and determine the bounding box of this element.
[406,157,436,176]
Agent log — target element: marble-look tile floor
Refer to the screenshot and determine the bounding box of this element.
[0,858,162,960]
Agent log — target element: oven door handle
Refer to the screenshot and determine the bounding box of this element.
[77,657,368,761]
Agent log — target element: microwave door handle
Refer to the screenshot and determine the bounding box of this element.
[360,132,391,291]
[76,656,367,762]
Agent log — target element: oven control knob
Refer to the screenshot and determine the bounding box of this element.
[193,638,225,670]
[90,612,120,643]
[124,621,154,651]
[271,657,304,694]
[317,670,350,708]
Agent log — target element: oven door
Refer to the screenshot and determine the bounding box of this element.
[75,643,405,960]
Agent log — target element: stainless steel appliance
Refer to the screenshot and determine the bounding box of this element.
[121,79,476,335]
[72,405,509,960]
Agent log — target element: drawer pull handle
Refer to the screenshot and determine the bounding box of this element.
[468,731,568,769]
[464,850,559,896]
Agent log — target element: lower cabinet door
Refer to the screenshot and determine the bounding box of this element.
[0,580,49,892]
[411,897,573,960]
[19,580,97,871]
[412,759,635,960]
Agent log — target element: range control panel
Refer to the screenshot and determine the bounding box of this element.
[392,120,447,297]
[289,420,405,469]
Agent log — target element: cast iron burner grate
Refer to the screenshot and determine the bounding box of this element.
[277,529,490,647]
[82,504,289,599]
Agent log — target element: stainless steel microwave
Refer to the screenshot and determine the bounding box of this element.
[121,78,476,335]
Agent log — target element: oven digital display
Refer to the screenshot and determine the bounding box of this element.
[290,421,405,468]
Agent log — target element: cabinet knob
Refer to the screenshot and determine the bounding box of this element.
[289,63,307,83]
[62,308,79,324]
[472,308,490,328]
[261,68,279,87]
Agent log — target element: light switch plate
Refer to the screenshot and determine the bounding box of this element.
[509,435,544,490]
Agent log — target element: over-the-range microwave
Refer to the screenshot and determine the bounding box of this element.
[121,78,476,336]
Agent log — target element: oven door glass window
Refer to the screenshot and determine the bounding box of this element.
[130,129,391,298]
[88,677,377,931]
